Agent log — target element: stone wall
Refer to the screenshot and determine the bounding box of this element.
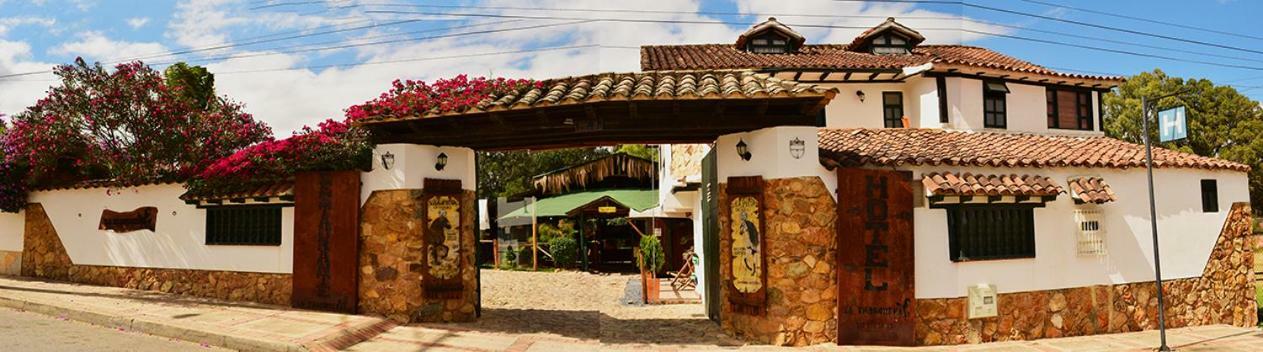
[669,144,706,181]
[719,177,838,346]
[359,189,478,323]
[20,203,292,305]
[916,202,1257,345]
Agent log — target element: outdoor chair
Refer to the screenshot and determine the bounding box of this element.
[669,248,697,292]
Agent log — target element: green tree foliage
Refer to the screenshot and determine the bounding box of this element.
[539,220,579,268]
[1103,69,1263,208]
[615,144,659,162]
[164,62,216,109]
[476,148,611,198]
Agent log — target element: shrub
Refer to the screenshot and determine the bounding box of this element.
[547,235,579,269]
[500,246,517,270]
[638,235,665,274]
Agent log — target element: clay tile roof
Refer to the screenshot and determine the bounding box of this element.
[180,182,295,202]
[30,179,181,192]
[922,172,1063,197]
[817,128,1250,172]
[358,70,837,124]
[640,44,1123,83]
[1067,176,1117,204]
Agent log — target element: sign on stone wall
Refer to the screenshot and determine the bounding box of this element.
[98,207,158,233]
[836,168,916,346]
[726,176,766,315]
[421,178,464,298]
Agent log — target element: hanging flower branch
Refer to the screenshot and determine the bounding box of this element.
[345,75,538,120]
[186,118,372,196]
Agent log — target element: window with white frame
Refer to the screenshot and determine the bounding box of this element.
[1074,207,1106,256]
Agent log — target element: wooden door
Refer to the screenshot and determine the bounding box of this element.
[700,148,721,321]
[836,168,915,346]
[292,171,361,313]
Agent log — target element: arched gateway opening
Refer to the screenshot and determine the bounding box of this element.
[298,70,838,346]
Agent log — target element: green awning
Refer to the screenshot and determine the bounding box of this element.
[498,189,658,221]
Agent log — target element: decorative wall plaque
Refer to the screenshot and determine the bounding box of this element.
[99,207,158,233]
[421,178,464,298]
[726,176,766,315]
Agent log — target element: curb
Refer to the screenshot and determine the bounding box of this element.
[0,293,391,352]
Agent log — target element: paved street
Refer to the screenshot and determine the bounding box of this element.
[0,306,229,352]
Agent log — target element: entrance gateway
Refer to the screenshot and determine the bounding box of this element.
[288,70,923,345]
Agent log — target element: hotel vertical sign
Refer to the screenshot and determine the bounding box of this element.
[421,178,464,298]
[726,176,767,315]
[836,168,915,346]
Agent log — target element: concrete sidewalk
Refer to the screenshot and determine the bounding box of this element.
[0,276,394,352]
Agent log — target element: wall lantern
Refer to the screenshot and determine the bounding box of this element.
[380,151,395,170]
[736,139,752,161]
[855,90,866,102]
[789,137,806,159]
[435,152,449,171]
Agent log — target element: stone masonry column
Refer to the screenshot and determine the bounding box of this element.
[358,144,479,323]
[713,126,841,346]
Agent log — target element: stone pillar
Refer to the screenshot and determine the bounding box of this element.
[358,144,479,323]
[713,127,841,346]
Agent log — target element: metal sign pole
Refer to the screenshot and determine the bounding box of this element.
[1141,96,1172,352]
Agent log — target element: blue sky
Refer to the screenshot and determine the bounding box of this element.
[0,0,1260,134]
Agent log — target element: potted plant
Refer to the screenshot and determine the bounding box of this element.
[638,234,666,304]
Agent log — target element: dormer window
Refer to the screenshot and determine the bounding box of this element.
[871,33,910,55]
[748,33,791,54]
[845,17,926,55]
[736,17,806,54]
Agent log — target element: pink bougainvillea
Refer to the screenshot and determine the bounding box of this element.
[345,75,537,121]
[186,118,371,196]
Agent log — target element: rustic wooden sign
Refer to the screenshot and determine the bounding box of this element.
[421,178,464,299]
[293,171,361,314]
[99,207,158,233]
[726,176,766,315]
[836,168,916,346]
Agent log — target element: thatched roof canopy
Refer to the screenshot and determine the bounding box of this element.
[532,153,657,195]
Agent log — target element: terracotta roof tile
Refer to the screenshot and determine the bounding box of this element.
[922,172,1063,197]
[640,44,1122,83]
[818,128,1249,172]
[181,182,294,202]
[1067,176,1117,204]
[359,70,837,124]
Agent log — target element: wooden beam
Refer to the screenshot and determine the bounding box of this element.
[868,72,880,81]
[843,72,853,81]
[793,71,803,81]
[819,71,832,81]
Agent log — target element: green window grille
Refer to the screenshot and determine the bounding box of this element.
[946,205,1036,261]
[205,206,283,246]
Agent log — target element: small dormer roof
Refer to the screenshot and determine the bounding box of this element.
[735,17,806,49]
[845,17,925,52]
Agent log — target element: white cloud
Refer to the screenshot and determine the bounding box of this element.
[50,31,168,62]
[0,39,58,118]
[4,0,1012,135]
[126,17,150,30]
[0,16,56,37]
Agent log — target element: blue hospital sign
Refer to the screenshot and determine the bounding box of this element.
[1158,106,1187,142]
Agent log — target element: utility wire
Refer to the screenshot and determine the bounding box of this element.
[211,45,598,75]
[1018,0,1263,41]
[828,0,1263,56]
[149,20,591,67]
[338,2,1263,65]
[365,10,1263,72]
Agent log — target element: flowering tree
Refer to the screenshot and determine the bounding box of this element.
[3,58,271,186]
[345,75,537,120]
[187,118,371,196]
[0,116,26,213]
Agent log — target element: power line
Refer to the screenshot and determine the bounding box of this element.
[1017,0,1263,42]
[831,0,1263,57]
[365,10,1263,72]
[212,45,599,75]
[333,2,1263,65]
[149,20,591,67]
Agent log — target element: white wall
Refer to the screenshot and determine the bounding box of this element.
[0,210,23,251]
[822,82,911,128]
[29,184,295,274]
[894,165,1249,298]
[361,144,476,202]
